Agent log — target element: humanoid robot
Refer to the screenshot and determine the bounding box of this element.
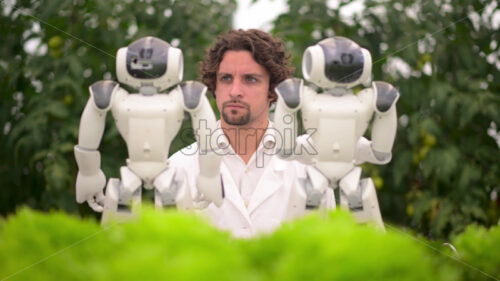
[274,36,399,229]
[74,37,224,223]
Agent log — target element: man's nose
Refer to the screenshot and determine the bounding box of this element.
[229,78,243,98]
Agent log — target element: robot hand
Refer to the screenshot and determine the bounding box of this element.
[75,170,106,212]
[196,175,224,208]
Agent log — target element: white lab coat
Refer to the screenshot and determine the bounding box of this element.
[169,142,335,238]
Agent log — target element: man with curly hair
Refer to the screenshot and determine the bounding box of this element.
[170,29,334,238]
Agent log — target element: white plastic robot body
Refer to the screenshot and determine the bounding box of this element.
[111,87,184,185]
[74,37,223,222]
[275,36,399,229]
[300,85,374,182]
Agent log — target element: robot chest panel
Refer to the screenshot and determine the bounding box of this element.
[112,94,184,161]
[305,94,371,119]
[302,94,372,132]
[115,94,183,119]
[301,94,373,162]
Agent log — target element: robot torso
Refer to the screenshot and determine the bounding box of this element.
[301,86,375,182]
[111,86,184,182]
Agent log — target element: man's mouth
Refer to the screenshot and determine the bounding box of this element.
[223,101,249,110]
[226,104,244,109]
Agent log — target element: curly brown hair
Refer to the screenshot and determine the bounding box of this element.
[199,29,294,102]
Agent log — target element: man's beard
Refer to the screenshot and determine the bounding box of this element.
[221,100,251,125]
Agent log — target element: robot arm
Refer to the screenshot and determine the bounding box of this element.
[370,81,399,163]
[180,81,224,207]
[74,80,119,212]
[274,78,303,158]
[355,82,399,165]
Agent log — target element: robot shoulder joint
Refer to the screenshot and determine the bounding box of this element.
[373,81,399,113]
[89,80,119,110]
[180,81,207,110]
[275,78,303,109]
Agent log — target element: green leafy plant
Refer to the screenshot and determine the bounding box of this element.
[0,207,470,281]
[0,207,251,281]
[452,223,500,280]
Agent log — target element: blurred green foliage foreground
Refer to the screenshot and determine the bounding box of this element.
[1,208,499,281]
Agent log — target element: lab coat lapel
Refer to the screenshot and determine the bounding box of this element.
[220,163,252,225]
[247,157,286,215]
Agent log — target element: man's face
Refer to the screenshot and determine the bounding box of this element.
[215,50,271,127]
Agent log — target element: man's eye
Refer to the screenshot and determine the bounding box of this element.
[220,75,231,82]
[246,76,257,82]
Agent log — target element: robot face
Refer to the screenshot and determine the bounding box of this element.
[116,36,184,92]
[302,36,372,89]
[318,37,364,84]
[126,37,169,79]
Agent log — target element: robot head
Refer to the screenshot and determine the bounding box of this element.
[302,36,372,89]
[116,36,183,91]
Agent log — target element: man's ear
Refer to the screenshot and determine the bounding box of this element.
[268,91,277,103]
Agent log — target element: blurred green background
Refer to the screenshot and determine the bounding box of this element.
[0,0,499,240]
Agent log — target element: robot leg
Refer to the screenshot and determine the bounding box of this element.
[285,166,328,220]
[101,167,142,225]
[339,167,384,230]
[153,167,194,210]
